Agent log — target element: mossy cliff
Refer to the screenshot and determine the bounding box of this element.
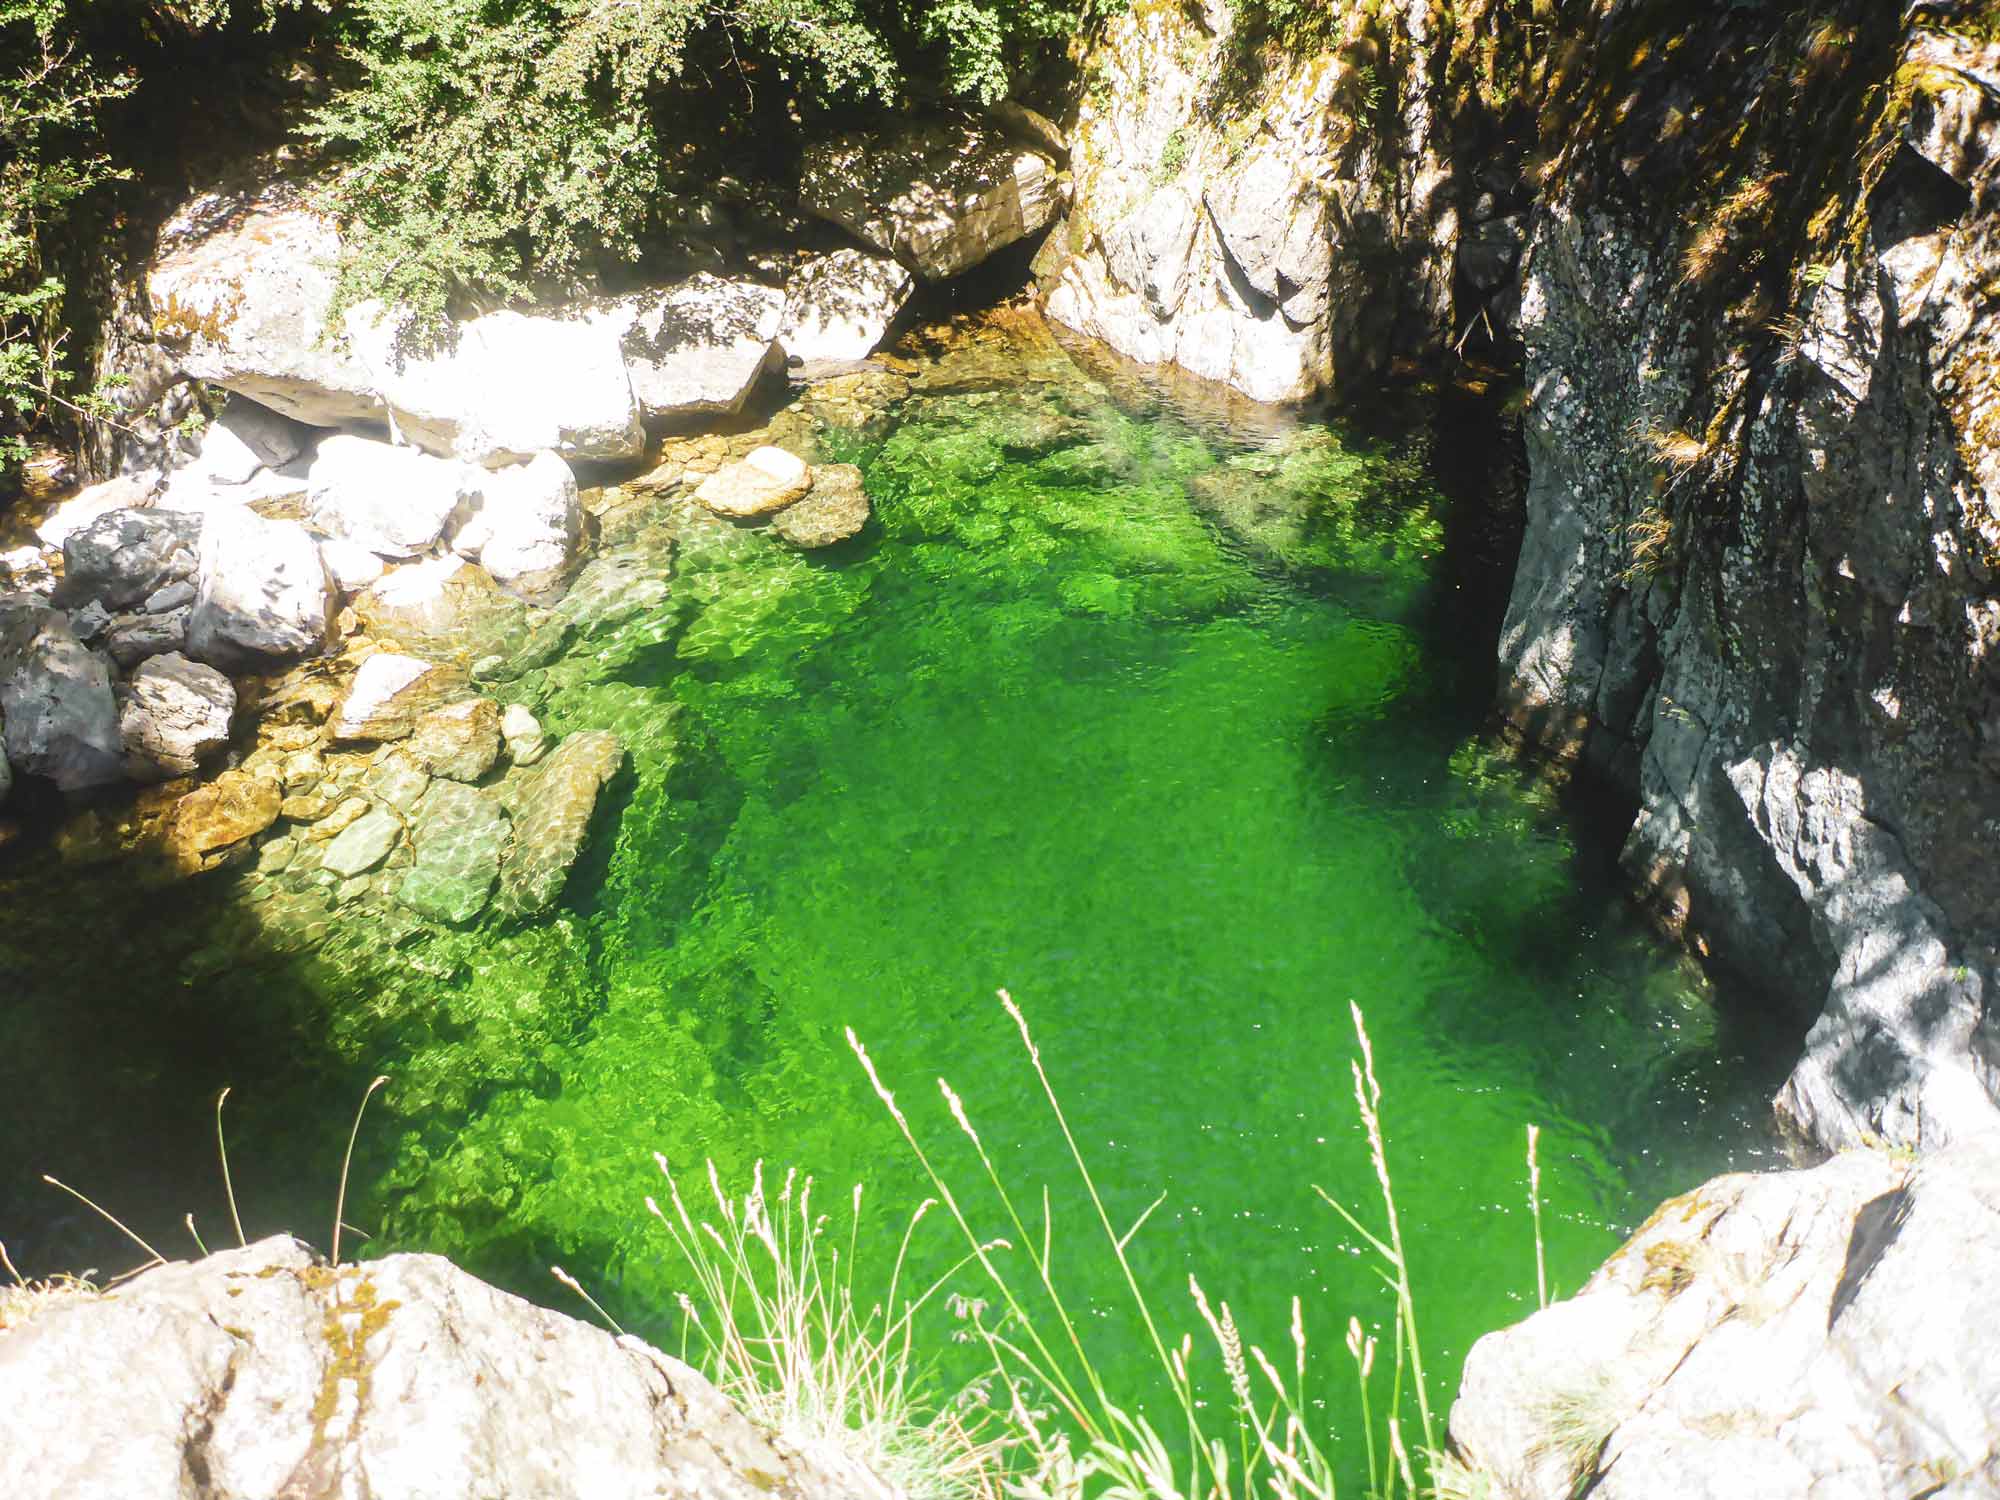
[1049,0,2000,1155]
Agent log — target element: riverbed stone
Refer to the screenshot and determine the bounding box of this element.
[554,547,673,638]
[0,1234,891,1500]
[500,703,548,766]
[332,653,466,743]
[353,555,569,679]
[365,746,433,812]
[319,805,403,878]
[167,770,281,866]
[800,120,1063,281]
[771,463,870,548]
[118,652,235,781]
[186,506,337,669]
[316,536,385,593]
[694,445,812,518]
[55,506,202,611]
[406,698,502,782]
[0,596,125,793]
[303,795,370,841]
[400,779,508,922]
[103,607,190,669]
[496,729,623,917]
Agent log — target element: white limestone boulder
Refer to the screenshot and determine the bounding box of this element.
[185,507,337,668]
[118,651,235,780]
[147,183,645,467]
[306,433,478,558]
[448,450,582,603]
[185,395,311,485]
[0,596,124,792]
[316,536,386,593]
[800,119,1064,281]
[33,472,159,550]
[598,275,784,417]
[779,249,914,368]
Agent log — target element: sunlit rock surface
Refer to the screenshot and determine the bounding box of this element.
[0,1235,889,1500]
[186,507,337,669]
[118,651,234,781]
[1450,1140,2000,1498]
[496,729,624,918]
[771,462,870,548]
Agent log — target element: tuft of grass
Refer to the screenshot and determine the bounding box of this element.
[1622,505,1675,581]
[0,1240,100,1334]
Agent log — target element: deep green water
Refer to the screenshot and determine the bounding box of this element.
[0,329,1787,1473]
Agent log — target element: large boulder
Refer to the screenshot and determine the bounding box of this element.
[496,729,623,917]
[448,450,582,602]
[0,596,125,792]
[1448,1140,2000,1498]
[147,184,644,467]
[600,275,783,416]
[353,556,570,679]
[118,651,235,781]
[34,472,159,550]
[186,508,338,669]
[54,507,202,611]
[693,446,812,518]
[400,778,508,922]
[779,250,914,369]
[307,433,479,559]
[333,653,467,743]
[0,1235,888,1500]
[800,119,1063,281]
[187,394,310,483]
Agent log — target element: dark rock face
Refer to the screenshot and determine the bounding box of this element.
[54,507,202,612]
[0,596,125,793]
[1497,28,2000,1153]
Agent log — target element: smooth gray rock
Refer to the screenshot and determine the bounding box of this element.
[0,1234,891,1500]
[186,507,337,669]
[55,507,202,611]
[772,463,870,548]
[496,729,623,917]
[319,805,402,877]
[800,119,1063,281]
[0,596,124,792]
[117,651,235,780]
[1448,1140,2000,1498]
[400,778,507,922]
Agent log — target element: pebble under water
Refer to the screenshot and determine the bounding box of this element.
[0,317,1792,1478]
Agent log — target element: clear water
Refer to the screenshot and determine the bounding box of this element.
[0,320,1787,1474]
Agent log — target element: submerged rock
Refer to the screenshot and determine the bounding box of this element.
[771,462,870,548]
[400,778,508,922]
[118,652,235,781]
[333,653,467,743]
[167,770,281,867]
[0,1234,888,1500]
[500,703,548,766]
[694,445,812,518]
[354,556,569,680]
[0,597,125,793]
[407,698,503,782]
[800,119,1063,281]
[319,804,403,877]
[1449,1139,2000,1498]
[496,729,623,917]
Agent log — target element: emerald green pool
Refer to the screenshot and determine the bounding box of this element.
[0,324,1786,1473]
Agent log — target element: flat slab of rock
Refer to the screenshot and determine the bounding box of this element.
[118,651,235,780]
[0,1234,891,1500]
[779,250,914,368]
[167,770,281,866]
[333,653,467,743]
[148,183,644,467]
[186,507,337,669]
[497,729,623,917]
[772,463,870,547]
[400,778,507,922]
[694,446,812,518]
[602,275,783,417]
[0,597,125,792]
[1449,1138,2000,1498]
[407,698,502,782]
[800,119,1063,281]
[319,804,403,877]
